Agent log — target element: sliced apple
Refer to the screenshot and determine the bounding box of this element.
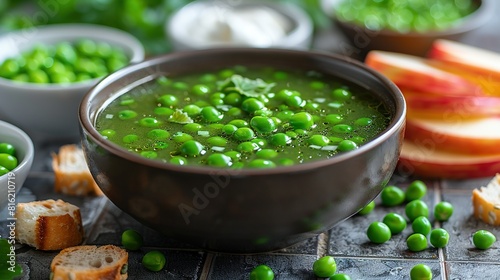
[428,39,500,84]
[405,117,500,155]
[403,90,500,119]
[398,140,500,179]
[365,50,484,97]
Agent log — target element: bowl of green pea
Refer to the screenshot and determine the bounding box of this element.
[322,0,493,57]
[0,24,145,140]
[0,120,34,212]
[79,47,406,253]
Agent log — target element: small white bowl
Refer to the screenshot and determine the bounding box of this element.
[166,1,314,51]
[0,120,34,212]
[0,24,145,140]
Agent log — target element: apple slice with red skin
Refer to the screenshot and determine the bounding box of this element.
[403,89,500,119]
[405,117,500,155]
[428,39,500,84]
[365,50,485,97]
[398,140,500,179]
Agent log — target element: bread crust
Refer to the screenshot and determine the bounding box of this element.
[52,144,103,196]
[15,199,84,250]
[51,245,128,280]
[472,174,500,225]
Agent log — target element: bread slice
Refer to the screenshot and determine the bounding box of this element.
[472,174,500,225]
[51,245,128,280]
[15,199,84,250]
[52,144,103,196]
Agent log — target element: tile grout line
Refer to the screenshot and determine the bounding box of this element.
[198,252,215,280]
[434,180,448,280]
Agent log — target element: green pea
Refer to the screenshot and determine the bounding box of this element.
[332,124,352,134]
[117,110,137,120]
[180,140,205,157]
[172,132,193,143]
[183,123,203,133]
[0,153,18,171]
[151,108,172,117]
[199,73,217,83]
[380,185,405,206]
[310,80,325,90]
[337,140,358,152]
[382,213,407,234]
[173,81,188,90]
[241,98,265,113]
[330,274,351,280]
[237,142,260,153]
[0,166,9,176]
[121,229,143,251]
[250,264,274,280]
[192,84,210,95]
[120,98,135,106]
[122,134,139,144]
[222,124,238,135]
[253,109,272,117]
[224,151,241,161]
[154,141,168,150]
[207,136,227,147]
[140,151,157,159]
[29,69,49,83]
[278,158,294,166]
[410,264,432,280]
[473,230,496,249]
[248,159,276,169]
[289,112,314,130]
[55,42,77,64]
[405,200,429,222]
[351,136,365,144]
[358,201,375,215]
[275,110,294,122]
[367,221,391,244]
[76,39,97,56]
[406,180,427,201]
[11,74,29,82]
[313,256,337,278]
[434,201,453,222]
[354,117,373,126]
[223,92,242,106]
[0,143,16,156]
[138,117,161,128]
[170,156,187,165]
[407,233,428,252]
[332,88,351,101]
[227,107,243,117]
[329,137,344,145]
[183,104,202,116]
[0,58,21,78]
[308,135,330,146]
[325,114,343,124]
[412,216,432,236]
[285,95,305,108]
[147,129,170,140]
[218,69,234,78]
[157,76,171,86]
[157,94,178,107]
[256,149,278,159]
[275,89,295,100]
[234,127,255,141]
[201,106,223,123]
[273,71,288,80]
[206,153,232,167]
[100,129,116,138]
[270,133,291,146]
[430,228,449,248]
[250,116,276,134]
[142,250,166,272]
[228,119,248,128]
[210,95,225,106]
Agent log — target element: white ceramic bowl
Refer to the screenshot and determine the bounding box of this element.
[0,24,145,140]
[166,1,314,51]
[0,120,34,212]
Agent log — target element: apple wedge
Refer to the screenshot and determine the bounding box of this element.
[365,50,484,97]
[405,117,500,155]
[398,140,500,179]
[403,90,500,119]
[428,39,500,84]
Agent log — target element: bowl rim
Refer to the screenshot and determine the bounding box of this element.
[0,23,145,91]
[323,0,493,37]
[80,48,406,176]
[0,120,35,176]
[166,0,313,49]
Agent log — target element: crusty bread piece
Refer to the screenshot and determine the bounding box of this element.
[51,245,128,280]
[15,199,84,250]
[472,174,500,225]
[52,144,103,196]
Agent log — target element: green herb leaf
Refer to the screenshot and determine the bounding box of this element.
[168,109,193,124]
[218,74,275,97]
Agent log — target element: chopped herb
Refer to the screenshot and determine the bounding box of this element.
[218,74,275,97]
[169,109,193,124]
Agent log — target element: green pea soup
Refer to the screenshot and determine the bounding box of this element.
[95,66,391,168]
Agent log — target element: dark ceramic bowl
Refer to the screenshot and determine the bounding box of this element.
[322,0,493,57]
[79,48,406,253]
